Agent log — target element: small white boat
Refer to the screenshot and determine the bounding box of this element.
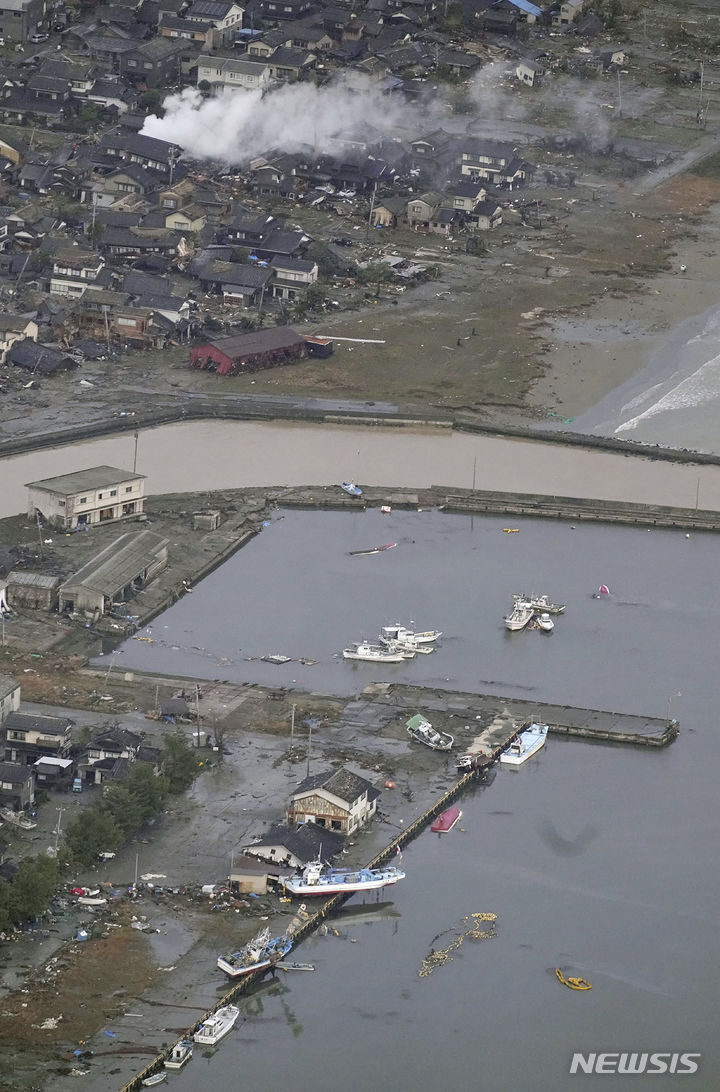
[343,641,408,663]
[217,926,292,980]
[340,481,362,496]
[500,723,548,766]
[504,600,534,631]
[535,612,554,632]
[193,1004,240,1046]
[380,623,441,645]
[513,593,565,614]
[386,637,434,655]
[406,714,453,751]
[142,1071,167,1086]
[165,1040,193,1070]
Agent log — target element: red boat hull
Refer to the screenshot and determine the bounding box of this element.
[431,806,462,833]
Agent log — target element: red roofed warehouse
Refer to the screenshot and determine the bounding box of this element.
[190,325,309,376]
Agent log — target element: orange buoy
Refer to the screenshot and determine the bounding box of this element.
[384,780,396,789]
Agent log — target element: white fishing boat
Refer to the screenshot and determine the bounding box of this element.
[380,623,442,645]
[284,857,405,896]
[165,1040,193,1070]
[1,809,37,830]
[535,613,554,632]
[504,600,534,631]
[500,723,548,766]
[193,1004,240,1046]
[513,593,565,615]
[217,925,293,980]
[343,641,409,663]
[406,714,453,751]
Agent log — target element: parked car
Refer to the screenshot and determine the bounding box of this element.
[30,32,49,43]
[72,776,83,792]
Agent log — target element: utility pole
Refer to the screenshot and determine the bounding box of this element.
[90,190,97,249]
[102,651,117,695]
[305,723,312,778]
[195,686,202,747]
[133,430,139,474]
[103,306,111,355]
[54,805,64,856]
[290,702,296,748]
[472,455,477,491]
[134,852,139,887]
[35,510,44,560]
[616,68,622,117]
[366,181,377,238]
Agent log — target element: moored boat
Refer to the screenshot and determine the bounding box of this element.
[500,722,548,765]
[142,1070,167,1086]
[340,481,362,496]
[535,612,554,632]
[406,714,453,752]
[504,600,534,631]
[343,641,408,663]
[165,1040,193,1070]
[193,1004,240,1045]
[217,926,293,980]
[513,593,565,615]
[431,805,462,833]
[380,623,442,645]
[349,542,397,556]
[283,857,405,896]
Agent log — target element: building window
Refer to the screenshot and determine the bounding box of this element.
[110,489,117,496]
[98,492,104,499]
[79,497,87,504]
[128,59,137,66]
[125,486,133,493]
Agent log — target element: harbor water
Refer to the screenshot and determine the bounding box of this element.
[106,507,719,1090]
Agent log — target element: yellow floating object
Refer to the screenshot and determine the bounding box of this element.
[555,968,592,991]
[502,528,520,533]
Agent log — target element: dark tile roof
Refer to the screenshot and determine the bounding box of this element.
[4,712,73,735]
[246,820,345,860]
[0,763,34,785]
[292,765,378,805]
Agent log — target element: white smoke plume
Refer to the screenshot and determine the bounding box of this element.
[142,74,436,164]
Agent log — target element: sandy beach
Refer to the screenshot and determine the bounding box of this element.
[527,175,720,451]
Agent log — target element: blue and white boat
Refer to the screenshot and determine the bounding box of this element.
[283,857,405,896]
[340,481,362,496]
[500,723,548,765]
[217,926,293,979]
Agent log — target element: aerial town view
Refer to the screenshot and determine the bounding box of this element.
[0,0,719,1088]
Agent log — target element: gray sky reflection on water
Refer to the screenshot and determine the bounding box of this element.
[114,508,719,1091]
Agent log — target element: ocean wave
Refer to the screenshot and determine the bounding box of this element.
[616,351,720,433]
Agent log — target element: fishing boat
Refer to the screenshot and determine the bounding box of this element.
[1,809,37,830]
[217,926,293,980]
[382,633,434,655]
[193,1005,240,1045]
[379,623,442,645]
[165,1040,193,1069]
[277,962,315,972]
[431,805,462,833]
[504,599,534,631]
[283,857,405,896]
[500,722,548,765]
[513,593,565,615]
[343,641,409,663]
[349,542,397,556]
[340,481,362,497]
[535,612,554,633]
[406,714,453,752]
[142,1071,167,1086]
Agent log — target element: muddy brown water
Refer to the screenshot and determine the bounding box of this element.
[3,419,720,520]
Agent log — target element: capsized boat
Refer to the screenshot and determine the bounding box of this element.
[217,926,292,979]
[504,600,534,631]
[165,1040,193,1070]
[340,481,362,496]
[283,857,405,896]
[349,542,397,556]
[500,722,548,765]
[193,1005,240,1045]
[513,593,565,615]
[343,641,409,663]
[380,623,442,645]
[431,805,462,833]
[406,714,453,752]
